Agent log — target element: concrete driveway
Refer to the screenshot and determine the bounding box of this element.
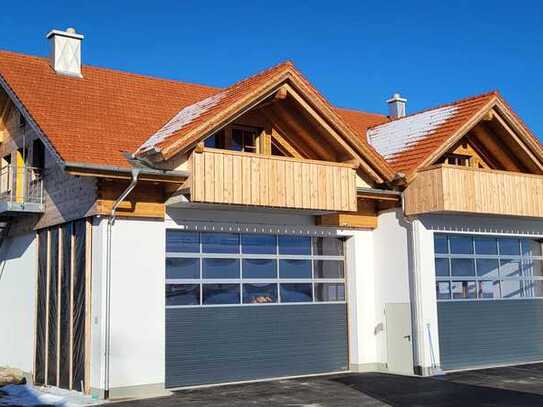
[110,363,543,406]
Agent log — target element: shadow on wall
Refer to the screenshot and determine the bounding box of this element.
[0,232,34,282]
[332,373,543,407]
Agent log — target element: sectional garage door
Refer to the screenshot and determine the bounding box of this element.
[434,233,543,371]
[164,230,349,388]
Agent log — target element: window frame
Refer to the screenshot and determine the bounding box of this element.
[165,231,346,308]
[434,233,543,302]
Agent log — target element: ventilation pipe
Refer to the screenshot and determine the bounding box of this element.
[387,93,407,119]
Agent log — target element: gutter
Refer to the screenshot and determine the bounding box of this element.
[356,187,402,197]
[103,168,140,399]
[63,161,190,179]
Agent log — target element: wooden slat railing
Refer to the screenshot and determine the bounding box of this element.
[190,148,357,212]
[404,164,543,217]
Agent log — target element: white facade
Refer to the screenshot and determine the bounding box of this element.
[0,232,37,377]
[90,217,167,399]
[13,204,543,397]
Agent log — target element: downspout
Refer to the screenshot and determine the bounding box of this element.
[104,168,140,399]
[401,190,438,376]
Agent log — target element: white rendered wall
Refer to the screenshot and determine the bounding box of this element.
[90,217,166,396]
[372,209,411,367]
[341,229,377,371]
[0,232,37,375]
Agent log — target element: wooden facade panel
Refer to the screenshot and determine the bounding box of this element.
[405,165,543,218]
[190,149,357,212]
[95,181,165,219]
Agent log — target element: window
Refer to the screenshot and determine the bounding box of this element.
[434,234,543,301]
[165,232,345,307]
[203,126,260,154]
[441,154,470,167]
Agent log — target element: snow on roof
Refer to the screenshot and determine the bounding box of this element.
[367,105,458,160]
[137,91,225,154]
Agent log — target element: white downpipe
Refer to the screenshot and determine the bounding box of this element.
[103,168,140,399]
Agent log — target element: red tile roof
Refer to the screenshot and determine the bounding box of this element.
[0,50,220,167]
[367,92,498,175]
[137,61,295,157]
[334,107,389,138]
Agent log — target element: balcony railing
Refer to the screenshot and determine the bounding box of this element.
[404,164,543,218]
[190,148,357,212]
[0,165,44,213]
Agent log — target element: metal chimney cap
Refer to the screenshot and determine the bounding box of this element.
[387,93,407,103]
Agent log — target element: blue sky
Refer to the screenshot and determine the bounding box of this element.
[1,0,543,136]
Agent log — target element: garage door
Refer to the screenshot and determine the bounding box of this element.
[434,233,543,371]
[165,230,349,388]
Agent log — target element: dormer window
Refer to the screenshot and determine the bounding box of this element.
[440,154,471,167]
[204,125,261,154]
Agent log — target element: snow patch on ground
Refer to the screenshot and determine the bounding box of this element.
[0,384,103,406]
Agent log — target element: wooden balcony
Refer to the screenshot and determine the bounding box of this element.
[190,148,357,212]
[404,164,543,217]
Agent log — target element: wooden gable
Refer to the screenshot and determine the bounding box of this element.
[428,104,543,176]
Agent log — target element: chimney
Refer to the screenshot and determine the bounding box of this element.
[387,93,407,119]
[46,27,84,77]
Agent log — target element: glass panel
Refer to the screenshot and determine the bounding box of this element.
[202,233,239,254]
[436,281,451,300]
[451,280,477,299]
[449,235,473,254]
[313,237,344,256]
[522,239,542,257]
[500,259,522,278]
[478,281,500,299]
[474,237,498,255]
[203,284,240,304]
[242,283,278,304]
[278,235,311,255]
[435,258,450,277]
[451,259,475,277]
[166,284,200,306]
[523,259,543,278]
[524,280,543,298]
[166,258,200,280]
[279,259,312,279]
[501,279,525,298]
[476,259,499,278]
[280,284,313,303]
[242,259,277,279]
[204,134,217,148]
[314,260,344,279]
[434,234,448,254]
[202,258,240,279]
[166,231,199,253]
[499,238,520,256]
[241,234,276,254]
[315,283,345,302]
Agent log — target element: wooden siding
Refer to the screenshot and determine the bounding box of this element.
[95,180,165,219]
[405,164,543,217]
[191,148,357,212]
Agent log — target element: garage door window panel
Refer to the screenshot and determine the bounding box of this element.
[203,284,240,305]
[165,231,345,307]
[435,233,543,301]
[202,258,240,279]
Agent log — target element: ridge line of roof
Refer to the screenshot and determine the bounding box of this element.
[0,49,223,92]
[367,90,499,131]
[333,105,387,117]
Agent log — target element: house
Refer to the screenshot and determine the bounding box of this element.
[1,27,543,400]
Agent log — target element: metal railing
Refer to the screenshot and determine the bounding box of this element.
[0,165,44,207]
